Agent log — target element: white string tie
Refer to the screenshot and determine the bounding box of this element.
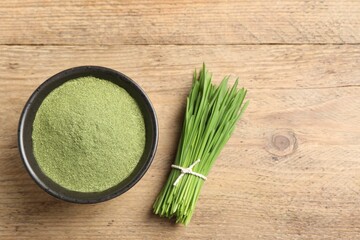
[171,159,207,186]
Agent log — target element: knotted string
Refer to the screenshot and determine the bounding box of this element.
[171,159,207,186]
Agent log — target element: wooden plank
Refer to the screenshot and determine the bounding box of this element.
[0,45,359,239]
[1,0,360,45]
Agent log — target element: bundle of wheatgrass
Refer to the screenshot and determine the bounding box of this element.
[153,64,249,225]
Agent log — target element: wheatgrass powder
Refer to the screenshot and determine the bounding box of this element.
[32,76,145,192]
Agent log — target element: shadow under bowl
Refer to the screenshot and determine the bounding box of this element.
[18,66,158,203]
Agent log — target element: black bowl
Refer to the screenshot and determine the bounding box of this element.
[18,66,158,203]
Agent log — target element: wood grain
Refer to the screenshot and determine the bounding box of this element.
[2,0,360,239]
[0,45,360,239]
[1,0,360,45]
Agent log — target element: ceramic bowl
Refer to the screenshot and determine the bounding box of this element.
[18,66,158,203]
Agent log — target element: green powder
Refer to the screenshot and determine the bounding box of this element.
[32,76,146,192]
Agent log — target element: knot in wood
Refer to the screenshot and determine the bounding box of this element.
[266,129,297,157]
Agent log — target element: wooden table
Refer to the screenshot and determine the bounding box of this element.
[1,1,360,239]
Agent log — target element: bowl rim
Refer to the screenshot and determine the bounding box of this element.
[18,65,159,203]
